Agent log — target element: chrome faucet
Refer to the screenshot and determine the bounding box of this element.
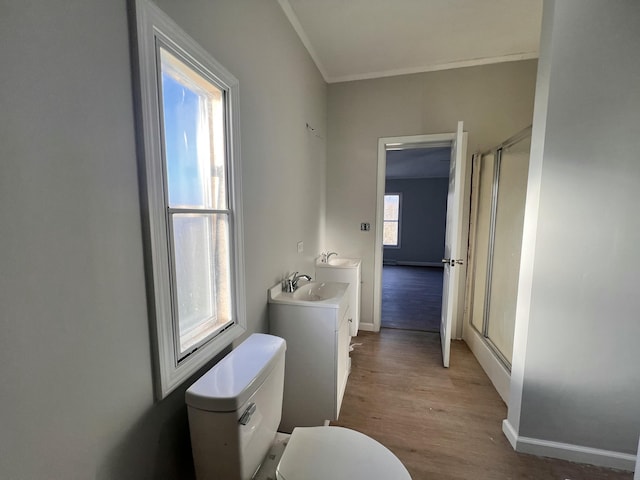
[283,272,312,292]
[326,252,338,262]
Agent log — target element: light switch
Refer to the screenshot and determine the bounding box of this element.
[297,241,304,253]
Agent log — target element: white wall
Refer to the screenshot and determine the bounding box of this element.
[0,0,326,478]
[507,0,640,468]
[326,61,537,329]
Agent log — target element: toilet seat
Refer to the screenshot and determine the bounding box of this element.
[276,426,411,480]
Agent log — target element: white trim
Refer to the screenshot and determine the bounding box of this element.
[358,322,377,332]
[502,418,519,449]
[276,0,329,81]
[326,52,539,84]
[463,326,510,404]
[131,0,246,399]
[502,420,637,471]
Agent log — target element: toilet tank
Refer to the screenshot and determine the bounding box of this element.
[186,334,286,480]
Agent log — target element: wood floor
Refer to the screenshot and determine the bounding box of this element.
[332,329,632,480]
[382,266,443,332]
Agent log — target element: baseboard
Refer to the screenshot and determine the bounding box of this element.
[502,419,637,471]
[358,322,377,332]
[502,419,518,449]
[398,261,444,268]
[383,260,444,268]
[463,327,510,404]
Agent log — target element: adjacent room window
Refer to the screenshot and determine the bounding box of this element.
[383,193,401,247]
[132,0,246,399]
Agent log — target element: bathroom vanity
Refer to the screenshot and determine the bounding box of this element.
[315,257,361,336]
[268,281,351,433]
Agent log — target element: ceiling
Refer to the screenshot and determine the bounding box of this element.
[386,146,451,179]
[279,1,542,177]
[278,0,543,83]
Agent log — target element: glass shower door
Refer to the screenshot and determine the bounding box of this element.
[467,130,531,369]
[485,135,530,365]
[469,152,495,334]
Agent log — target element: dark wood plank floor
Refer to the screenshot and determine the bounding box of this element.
[382,266,443,332]
[333,329,632,480]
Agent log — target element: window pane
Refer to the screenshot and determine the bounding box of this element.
[384,195,399,220]
[172,213,232,355]
[160,47,227,210]
[383,221,398,246]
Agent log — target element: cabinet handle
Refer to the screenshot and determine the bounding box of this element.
[348,318,353,323]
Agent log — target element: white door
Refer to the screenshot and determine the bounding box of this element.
[440,121,467,367]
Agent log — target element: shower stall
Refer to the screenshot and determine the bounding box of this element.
[463,126,531,403]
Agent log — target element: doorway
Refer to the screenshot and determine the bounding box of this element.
[373,125,469,367]
[380,145,450,332]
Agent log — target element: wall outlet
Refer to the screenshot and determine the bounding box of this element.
[297,241,304,253]
[360,222,371,231]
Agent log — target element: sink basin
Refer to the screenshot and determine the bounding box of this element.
[317,257,361,268]
[315,257,361,336]
[292,282,344,301]
[268,281,349,307]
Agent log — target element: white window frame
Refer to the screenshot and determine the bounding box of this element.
[383,193,402,248]
[131,0,246,399]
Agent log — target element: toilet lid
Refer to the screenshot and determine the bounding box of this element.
[276,427,411,480]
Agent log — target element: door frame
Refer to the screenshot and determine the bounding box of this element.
[373,131,471,336]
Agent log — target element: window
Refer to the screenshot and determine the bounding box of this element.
[383,194,401,247]
[132,0,245,399]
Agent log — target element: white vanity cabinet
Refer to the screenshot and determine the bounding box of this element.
[315,258,361,336]
[268,282,351,433]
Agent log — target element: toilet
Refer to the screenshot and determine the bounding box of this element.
[186,333,411,480]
